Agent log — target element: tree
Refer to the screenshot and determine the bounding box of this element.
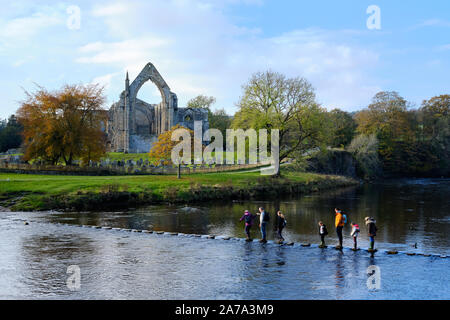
[347,134,382,180]
[232,70,329,175]
[187,95,231,148]
[0,115,23,152]
[208,108,231,147]
[417,95,450,175]
[355,91,415,174]
[149,124,194,165]
[186,95,216,110]
[16,84,107,165]
[327,109,357,148]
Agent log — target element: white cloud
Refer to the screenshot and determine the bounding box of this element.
[0,9,64,40]
[1,0,381,114]
[76,1,382,112]
[91,72,120,90]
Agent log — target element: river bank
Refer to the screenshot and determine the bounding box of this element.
[0,170,358,211]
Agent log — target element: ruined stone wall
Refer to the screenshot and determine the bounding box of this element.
[107,63,209,153]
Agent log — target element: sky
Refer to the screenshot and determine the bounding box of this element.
[0,0,449,119]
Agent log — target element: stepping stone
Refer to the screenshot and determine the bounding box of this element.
[123,229,132,232]
[168,232,178,236]
[207,235,215,239]
[441,255,447,259]
[112,228,121,231]
[367,249,378,253]
[387,250,398,255]
[102,227,112,230]
[301,243,311,247]
[222,237,231,240]
[194,234,202,237]
[93,226,101,229]
[142,230,152,233]
[277,240,284,245]
[423,254,432,257]
[133,229,142,232]
[406,252,416,256]
[318,245,328,248]
[155,231,164,235]
[245,238,253,242]
[286,242,294,246]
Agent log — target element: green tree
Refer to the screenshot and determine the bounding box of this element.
[186,95,216,110]
[347,134,382,180]
[327,109,357,148]
[355,91,415,174]
[0,115,23,152]
[232,70,329,175]
[417,95,450,175]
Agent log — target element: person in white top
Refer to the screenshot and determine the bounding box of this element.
[350,222,360,250]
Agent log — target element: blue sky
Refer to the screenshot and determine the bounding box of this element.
[0,0,449,119]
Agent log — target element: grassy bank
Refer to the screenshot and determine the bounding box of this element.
[0,169,358,211]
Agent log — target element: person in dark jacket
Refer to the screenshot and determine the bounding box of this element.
[365,217,378,251]
[275,211,287,242]
[239,210,256,241]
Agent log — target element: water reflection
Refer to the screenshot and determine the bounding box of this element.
[1,179,449,299]
[47,179,450,255]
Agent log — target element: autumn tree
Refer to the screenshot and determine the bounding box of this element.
[232,70,329,175]
[149,124,194,165]
[16,84,107,165]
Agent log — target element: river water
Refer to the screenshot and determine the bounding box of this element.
[0,179,449,299]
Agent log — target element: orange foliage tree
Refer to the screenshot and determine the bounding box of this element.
[149,124,194,165]
[16,84,107,165]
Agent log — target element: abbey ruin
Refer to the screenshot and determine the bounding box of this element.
[107,63,209,153]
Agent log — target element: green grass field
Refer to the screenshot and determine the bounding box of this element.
[0,169,357,211]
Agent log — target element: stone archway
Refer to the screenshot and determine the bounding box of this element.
[128,63,175,134]
[129,62,170,110]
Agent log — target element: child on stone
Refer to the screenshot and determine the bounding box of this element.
[318,221,328,248]
[350,222,360,250]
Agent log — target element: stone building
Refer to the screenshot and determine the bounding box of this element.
[107,62,209,153]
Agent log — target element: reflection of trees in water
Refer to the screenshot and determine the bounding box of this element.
[47,180,450,251]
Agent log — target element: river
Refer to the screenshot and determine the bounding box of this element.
[0,179,449,299]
